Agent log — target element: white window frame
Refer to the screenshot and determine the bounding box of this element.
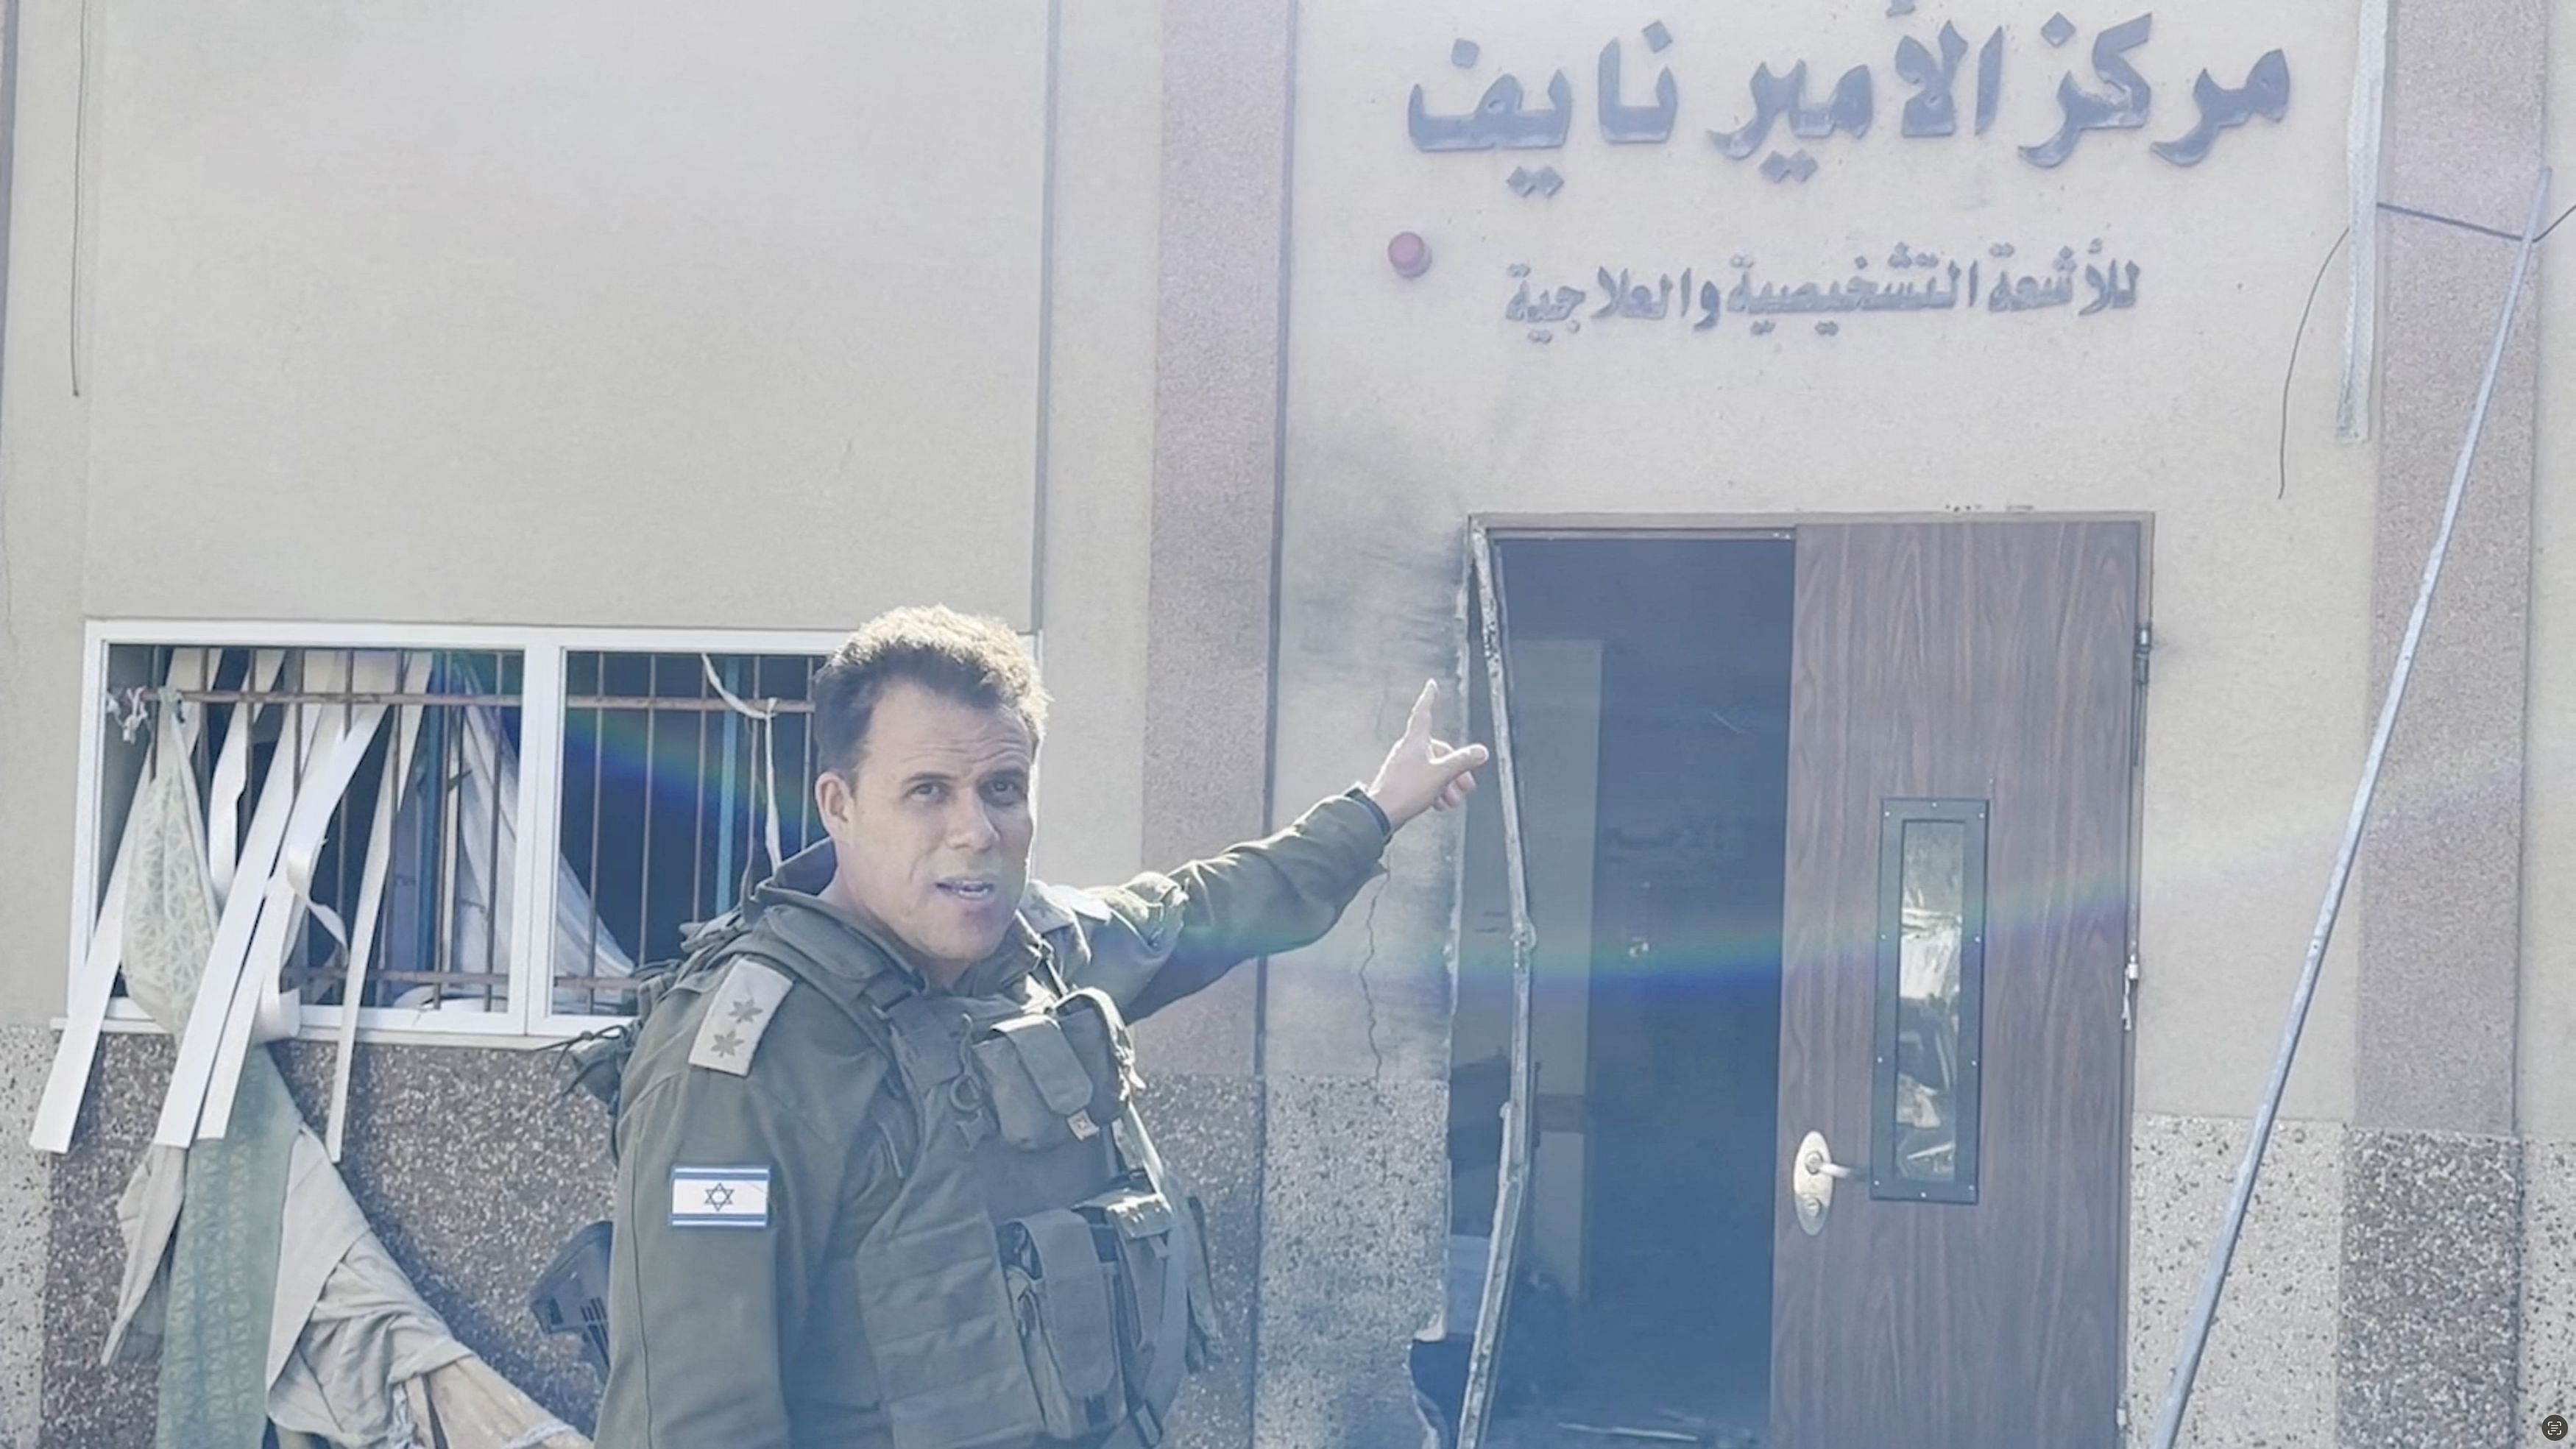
[68,619,986,1044]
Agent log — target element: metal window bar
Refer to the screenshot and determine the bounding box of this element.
[548,652,827,1015]
[690,664,712,1005]
[138,690,813,713]
[735,655,758,913]
[585,659,606,1012]
[482,654,506,1013]
[751,653,773,897]
[102,647,525,1016]
[638,654,661,1012]
[752,651,768,890]
[330,653,355,966]
[434,673,460,1010]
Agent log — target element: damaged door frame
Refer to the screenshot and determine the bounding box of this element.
[1454,518,1792,1448]
[1453,512,2149,1449]
[1454,522,1532,1449]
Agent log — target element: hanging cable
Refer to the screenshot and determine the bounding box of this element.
[701,656,785,880]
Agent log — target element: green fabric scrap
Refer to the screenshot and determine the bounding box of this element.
[156,1049,298,1449]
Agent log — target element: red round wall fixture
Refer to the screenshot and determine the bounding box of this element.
[1387,232,1432,279]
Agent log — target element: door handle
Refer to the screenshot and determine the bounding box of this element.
[1792,1130,1858,1236]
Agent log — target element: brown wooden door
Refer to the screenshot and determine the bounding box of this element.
[1769,520,2140,1449]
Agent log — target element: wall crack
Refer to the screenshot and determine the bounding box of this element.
[1357,875,1388,1083]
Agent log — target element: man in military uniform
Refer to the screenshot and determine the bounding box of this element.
[595,606,1487,1448]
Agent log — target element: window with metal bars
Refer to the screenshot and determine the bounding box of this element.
[551,650,827,1017]
[93,643,531,1024]
[79,628,860,1040]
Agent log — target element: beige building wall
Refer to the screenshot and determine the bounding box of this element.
[2521,3,2576,1424]
[0,0,1174,1027]
[76,1,1041,631]
[2528,0,2576,1152]
[0,3,1171,1442]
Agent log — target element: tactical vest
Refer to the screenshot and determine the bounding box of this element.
[681,892,1217,1449]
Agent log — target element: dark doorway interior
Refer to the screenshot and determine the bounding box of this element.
[1438,536,1794,1449]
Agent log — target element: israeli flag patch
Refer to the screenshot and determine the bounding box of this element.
[670,1165,771,1229]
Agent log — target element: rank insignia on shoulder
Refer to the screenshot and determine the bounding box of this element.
[689,957,793,1077]
[671,1165,771,1228]
[1019,879,1114,935]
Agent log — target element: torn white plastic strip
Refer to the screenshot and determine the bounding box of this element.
[29,650,214,1154]
[153,671,339,1145]
[2337,0,2391,442]
[196,706,384,1140]
[197,652,399,1141]
[326,651,432,1161]
[32,772,148,1152]
[206,649,288,907]
[1456,526,1538,1449]
[158,653,395,1146]
[701,656,785,876]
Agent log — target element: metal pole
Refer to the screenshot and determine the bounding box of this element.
[2150,166,2550,1449]
[1456,525,1539,1449]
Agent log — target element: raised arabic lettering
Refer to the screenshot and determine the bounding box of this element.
[1710,61,1873,159]
[1897,23,1973,138]
[2021,13,2156,169]
[1502,246,2132,341]
[1410,15,2287,179]
[2078,260,2141,314]
[1505,282,1592,323]
[1599,38,1680,144]
[1410,70,1577,152]
[1975,29,2005,134]
[2150,49,2289,166]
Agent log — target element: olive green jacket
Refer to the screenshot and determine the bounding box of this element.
[593,793,1391,1449]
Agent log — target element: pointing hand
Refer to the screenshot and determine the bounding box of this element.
[1365,681,1491,832]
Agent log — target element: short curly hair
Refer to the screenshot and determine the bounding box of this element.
[810,606,1050,777]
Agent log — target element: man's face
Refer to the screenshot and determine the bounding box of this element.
[814,679,1036,983]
